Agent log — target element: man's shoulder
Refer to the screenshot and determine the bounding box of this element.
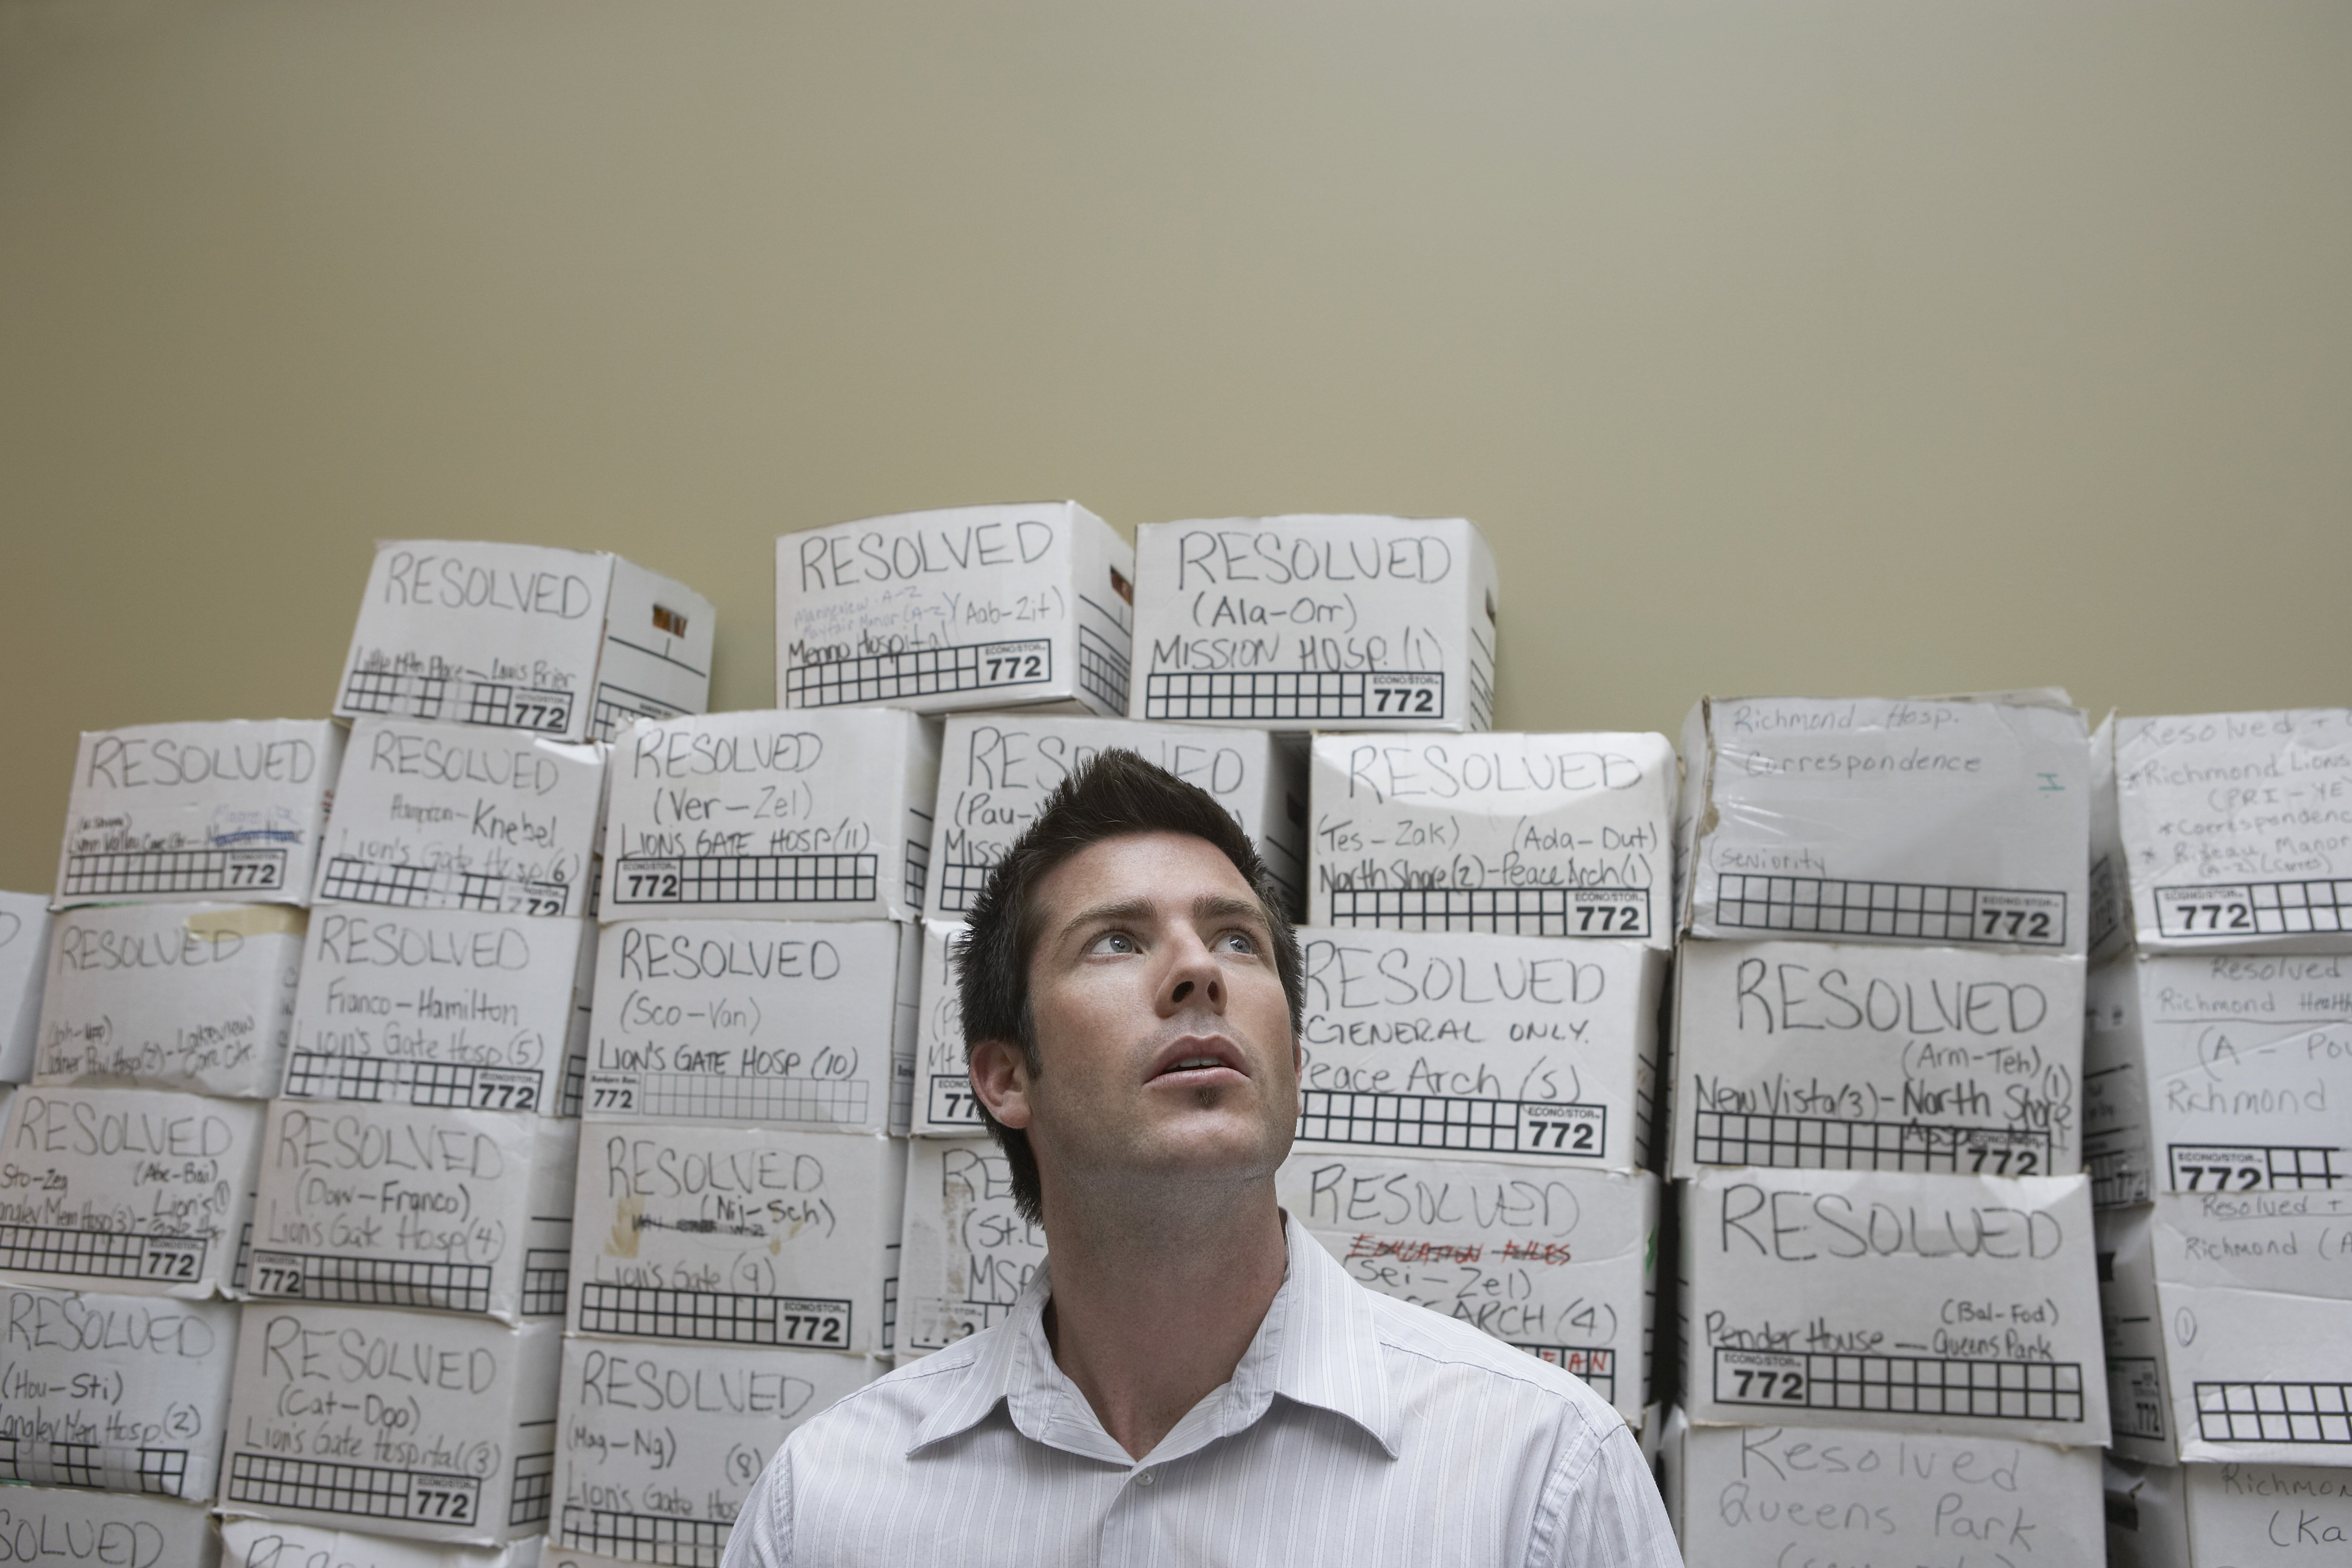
[787,1338,992,1454]
[1354,1288,1628,1443]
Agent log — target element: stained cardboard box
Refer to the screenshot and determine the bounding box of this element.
[1128,515,1498,732]
[1276,1152,1655,1422]
[581,920,916,1139]
[548,1338,874,1568]
[0,1087,264,1299]
[248,1103,579,1323]
[894,1135,1044,1359]
[53,721,344,910]
[776,502,1133,719]
[2079,951,2351,1207]
[1678,693,2091,954]
[2105,1453,2352,1568]
[314,719,604,920]
[1678,1167,2107,1446]
[1307,732,1677,949]
[0,1487,218,1568]
[335,541,714,746]
[1668,938,2087,1181]
[34,903,303,1097]
[926,714,1305,920]
[219,1305,561,1545]
[0,1285,240,1500]
[1662,1407,2104,1568]
[2115,708,2352,955]
[279,909,594,1119]
[219,1517,542,1568]
[1290,929,1661,1174]
[0,891,53,1083]
[598,711,938,926]
[567,1125,902,1357]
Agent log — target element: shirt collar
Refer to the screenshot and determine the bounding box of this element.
[908,1211,1398,1463]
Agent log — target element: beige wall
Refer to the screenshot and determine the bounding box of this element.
[3,0,2348,892]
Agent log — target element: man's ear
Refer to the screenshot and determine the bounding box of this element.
[968,1037,1034,1130]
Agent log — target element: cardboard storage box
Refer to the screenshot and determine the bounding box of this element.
[0,891,52,1083]
[926,714,1306,919]
[906,922,973,1138]
[548,1338,873,1568]
[1290,930,1662,1174]
[568,1125,902,1357]
[314,720,604,920]
[1127,515,1498,732]
[1678,693,2091,953]
[0,1087,263,1299]
[1679,1167,2106,1446]
[776,503,1133,719]
[2115,708,2352,955]
[334,541,714,746]
[582,921,917,1137]
[248,1103,578,1323]
[1276,1152,1655,1422]
[895,1135,1044,1358]
[599,711,938,926]
[220,1517,542,1568]
[2090,713,2130,960]
[54,722,344,909]
[1668,939,2087,1181]
[279,909,594,1119]
[2096,1203,2173,1465]
[2080,951,2351,1206]
[1662,1407,2104,1568]
[2106,1453,2352,1568]
[33,904,303,1097]
[0,1285,240,1499]
[1307,732,1677,948]
[0,1487,218,1568]
[219,1305,561,1544]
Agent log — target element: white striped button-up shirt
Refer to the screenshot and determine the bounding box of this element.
[721,1214,1682,1566]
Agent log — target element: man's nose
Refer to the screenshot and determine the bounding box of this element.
[1161,930,1226,1013]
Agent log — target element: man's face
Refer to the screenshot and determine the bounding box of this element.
[974,830,1299,1207]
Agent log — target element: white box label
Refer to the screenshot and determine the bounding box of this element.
[896,1136,1044,1357]
[0,1286,239,1499]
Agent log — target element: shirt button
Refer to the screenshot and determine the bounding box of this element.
[1135,1469,1156,1486]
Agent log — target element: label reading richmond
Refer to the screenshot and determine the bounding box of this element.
[1294,931,1656,1169]
[585,922,900,1131]
[282,910,586,1115]
[1310,734,1672,940]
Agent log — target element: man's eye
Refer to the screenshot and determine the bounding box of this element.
[1218,931,1259,954]
[1088,932,1137,955]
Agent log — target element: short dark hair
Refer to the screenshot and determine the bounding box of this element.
[955,748,1304,1226]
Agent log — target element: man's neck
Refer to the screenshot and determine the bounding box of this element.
[1036,1176,1289,1461]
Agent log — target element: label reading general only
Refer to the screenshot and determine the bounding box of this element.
[313,719,604,919]
[0,1286,240,1499]
[1680,695,2090,953]
[777,502,1134,718]
[1679,1167,2106,1446]
[248,1103,578,1324]
[0,1087,264,1299]
[583,920,914,1135]
[550,1338,876,1568]
[927,715,1306,920]
[334,541,716,746]
[599,710,939,924]
[220,1306,561,1544]
[53,721,344,909]
[1291,930,1662,1173]
[897,1136,1045,1358]
[1308,732,1676,949]
[1276,1154,1655,1422]
[34,905,303,1098]
[1669,940,2087,1181]
[279,908,593,1118]
[1128,515,1499,732]
[2113,709,2352,954]
[567,1125,901,1355]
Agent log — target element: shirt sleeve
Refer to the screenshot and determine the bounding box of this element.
[720,1439,796,1568]
[1528,1417,1684,1568]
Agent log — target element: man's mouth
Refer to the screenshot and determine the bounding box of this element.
[1149,1040,1246,1081]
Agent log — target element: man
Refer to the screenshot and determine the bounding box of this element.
[722,751,1682,1565]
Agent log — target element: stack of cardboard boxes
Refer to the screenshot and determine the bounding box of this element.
[1660,694,2110,1563]
[2089,709,2352,1565]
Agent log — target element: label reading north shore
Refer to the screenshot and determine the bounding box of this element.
[1128,515,1499,732]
